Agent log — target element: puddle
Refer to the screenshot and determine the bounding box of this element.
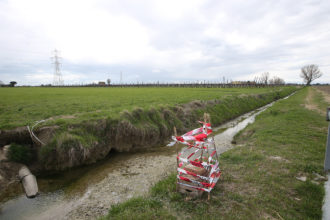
[0,95,292,220]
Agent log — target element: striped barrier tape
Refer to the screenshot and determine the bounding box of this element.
[170,122,220,194]
[177,170,221,193]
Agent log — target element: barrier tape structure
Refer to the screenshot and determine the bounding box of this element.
[171,121,221,194]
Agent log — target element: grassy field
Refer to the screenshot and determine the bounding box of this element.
[101,86,329,219]
[0,87,289,129]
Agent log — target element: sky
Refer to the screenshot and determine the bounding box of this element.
[0,0,329,85]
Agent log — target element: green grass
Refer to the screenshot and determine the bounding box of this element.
[0,87,290,129]
[101,87,328,220]
[7,143,34,164]
[99,197,176,220]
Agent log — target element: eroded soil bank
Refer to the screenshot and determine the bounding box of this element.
[0,88,296,172]
[0,99,278,220]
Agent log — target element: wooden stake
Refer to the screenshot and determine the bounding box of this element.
[205,113,212,201]
[200,113,209,162]
[174,126,179,192]
[174,126,178,164]
[212,137,219,159]
[201,113,211,162]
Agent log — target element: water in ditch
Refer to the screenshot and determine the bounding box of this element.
[0,102,276,220]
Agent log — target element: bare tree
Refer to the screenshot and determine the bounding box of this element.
[260,72,270,85]
[253,76,261,84]
[269,76,285,85]
[107,78,111,85]
[300,64,322,86]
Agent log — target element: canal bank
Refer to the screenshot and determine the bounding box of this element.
[0,95,284,219]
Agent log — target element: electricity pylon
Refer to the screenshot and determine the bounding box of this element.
[52,49,64,86]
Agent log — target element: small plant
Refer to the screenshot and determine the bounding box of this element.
[8,143,33,164]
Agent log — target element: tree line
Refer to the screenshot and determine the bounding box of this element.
[0,81,17,87]
[0,64,323,87]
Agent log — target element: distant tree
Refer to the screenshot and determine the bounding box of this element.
[253,76,261,84]
[0,80,4,86]
[300,64,322,86]
[269,76,285,85]
[9,81,17,87]
[260,72,270,85]
[107,78,111,85]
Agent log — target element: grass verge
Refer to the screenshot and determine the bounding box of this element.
[101,87,328,219]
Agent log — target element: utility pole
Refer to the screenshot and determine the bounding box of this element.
[51,49,64,86]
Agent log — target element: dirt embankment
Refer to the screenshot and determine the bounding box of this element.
[0,88,297,174]
[0,125,60,194]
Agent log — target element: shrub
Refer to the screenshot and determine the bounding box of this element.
[8,143,33,164]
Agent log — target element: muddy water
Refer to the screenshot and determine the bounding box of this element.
[0,101,276,220]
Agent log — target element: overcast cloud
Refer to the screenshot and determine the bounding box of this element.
[0,0,329,85]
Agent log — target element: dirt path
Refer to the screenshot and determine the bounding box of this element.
[315,86,330,104]
[304,87,324,114]
[304,86,330,114]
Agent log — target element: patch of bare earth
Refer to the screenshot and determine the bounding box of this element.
[262,212,279,220]
[304,87,323,114]
[269,156,289,163]
[315,86,330,104]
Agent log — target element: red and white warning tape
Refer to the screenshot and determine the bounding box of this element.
[171,122,221,193]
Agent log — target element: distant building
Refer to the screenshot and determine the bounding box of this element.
[98,81,106,86]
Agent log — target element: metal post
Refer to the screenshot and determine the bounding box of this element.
[324,107,330,171]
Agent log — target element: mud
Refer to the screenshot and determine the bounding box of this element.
[0,161,24,202]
